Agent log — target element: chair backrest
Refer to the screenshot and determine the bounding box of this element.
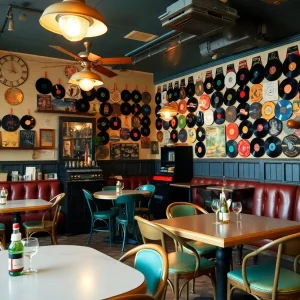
[82,189,98,219]
[166,202,208,219]
[115,194,143,225]
[43,193,65,225]
[119,244,168,300]
[135,184,155,197]
[102,185,117,191]
[112,295,155,300]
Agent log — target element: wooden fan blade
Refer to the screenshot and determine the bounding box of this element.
[50,45,82,61]
[88,52,102,62]
[92,65,118,78]
[97,57,132,65]
[42,64,79,68]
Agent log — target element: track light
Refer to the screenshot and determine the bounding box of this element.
[8,13,14,31]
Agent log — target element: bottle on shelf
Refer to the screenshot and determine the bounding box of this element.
[8,223,24,276]
[116,180,121,193]
[219,187,230,224]
[0,187,7,205]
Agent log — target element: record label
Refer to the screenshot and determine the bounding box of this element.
[282,134,300,157]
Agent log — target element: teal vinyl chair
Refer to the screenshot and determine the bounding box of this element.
[228,232,300,300]
[119,244,168,300]
[83,189,118,246]
[0,223,5,249]
[135,184,155,220]
[115,194,144,252]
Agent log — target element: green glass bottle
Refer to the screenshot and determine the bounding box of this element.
[220,187,230,224]
[8,223,24,276]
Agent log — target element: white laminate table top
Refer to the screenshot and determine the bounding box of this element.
[0,199,51,213]
[0,245,145,300]
[93,190,151,200]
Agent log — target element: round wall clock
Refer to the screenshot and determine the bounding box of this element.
[0,55,28,87]
[65,65,79,79]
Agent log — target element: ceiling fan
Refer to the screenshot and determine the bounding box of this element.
[50,41,132,78]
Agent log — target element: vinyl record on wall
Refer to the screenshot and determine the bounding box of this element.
[282,134,300,157]
[236,68,250,86]
[239,120,253,139]
[278,78,298,100]
[97,87,110,102]
[264,136,282,157]
[97,117,110,131]
[265,59,283,81]
[283,53,300,78]
[170,116,178,129]
[249,102,262,120]
[214,108,225,124]
[226,140,238,158]
[81,88,96,101]
[141,116,151,127]
[130,128,141,141]
[20,115,36,130]
[253,118,269,138]
[195,142,206,158]
[170,129,178,142]
[141,127,150,137]
[121,102,132,116]
[203,77,214,94]
[251,138,265,157]
[236,85,250,103]
[155,92,161,104]
[211,91,224,108]
[213,73,225,91]
[249,64,265,84]
[268,117,283,136]
[237,103,250,121]
[196,126,206,142]
[155,118,162,130]
[225,106,237,123]
[178,128,187,143]
[224,88,237,106]
[97,131,109,145]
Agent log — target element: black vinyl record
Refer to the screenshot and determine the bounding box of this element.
[131,90,142,103]
[20,115,36,130]
[52,84,65,99]
[167,88,174,102]
[120,102,132,116]
[196,111,204,127]
[141,116,151,127]
[186,82,195,98]
[155,92,161,104]
[236,68,250,86]
[186,113,196,128]
[121,89,131,102]
[170,129,178,143]
[239,120,253,139]
[97,131,109,145]
[141,104,151,117]
[249,64,265,84]
[282,134,300,157]
[196,126,206,142]
[251,138,265,157]
[141,127,150,137]
[76,99,90,112]
[100,102,112,117]
[237,103,250,120]
[213,74,225,91]
[155,105,161,117]
[187,97,198,112]
[211,91,224,108]
[264,136,282,157]
[268,118,283,136]
[224,89,237,106]
[155,118,163,130]
[2,114,18,132]
[130,128,141,141]
[81,88,96,101]
[110,116,121,130]
[236,85,250,103]
[278,78,298,100]
[178,128,187,143]
[195,142,206,158]
[35,77,52,94]
[97,117,110,131]
[162,120,170,130]
[170,116,178,129]
[214,107,225,125]
[179,87,187,99]
[249,102,262,120]
[97,87,110,102]
[226,140,238,158]
[265,59,283,81]
[173,87,180,101]
[131,103,141,115]
[203,78,214,94]
[253,118,269,138]
[283,54,300,78]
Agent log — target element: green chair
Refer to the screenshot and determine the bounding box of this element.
[115,194,144,252]
[135,216,216,300]
[0,223,5,248]
[135,184,155,220]
[83,189,118,246]
[228,232,300,300]
[119,244,169,300]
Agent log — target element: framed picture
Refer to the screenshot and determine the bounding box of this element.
[141,137,151,149]
[150,141,159,154]
[37,94,52,111]
[19,130,35,148]
[110,143,139,160]
[206,126,226,158]
[40,129,55,149]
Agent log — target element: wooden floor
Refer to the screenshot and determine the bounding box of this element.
[35,232,292,300]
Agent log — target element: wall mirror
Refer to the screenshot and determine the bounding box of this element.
[58,116,96,163]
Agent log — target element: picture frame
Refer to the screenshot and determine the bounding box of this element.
[150,141,159,154]
[110,143,139,160]
[37,94,52,111]
[19,130,35,148]
[40,129,55,149]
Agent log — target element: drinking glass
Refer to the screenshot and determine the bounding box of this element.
[232,202,242,223]
[21,237,39,273]
[222,176,226,187]
[211,199,221,224]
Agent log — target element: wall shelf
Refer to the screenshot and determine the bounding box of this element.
[35,110,96,116]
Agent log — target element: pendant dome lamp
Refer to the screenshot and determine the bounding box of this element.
[40,0,107,42]
[159,105,178,122]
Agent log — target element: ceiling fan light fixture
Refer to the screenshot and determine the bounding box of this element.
[40,0,107,42]
[159,105,178,122]
[69,67,103,91]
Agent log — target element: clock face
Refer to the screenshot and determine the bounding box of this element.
[0,55,29,87]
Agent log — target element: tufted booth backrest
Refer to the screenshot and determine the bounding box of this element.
[107,176,154,190]
[293,187,300,222]
[252,183,297,220]
[0,180,61,201]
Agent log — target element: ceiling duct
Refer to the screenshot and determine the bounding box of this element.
[159,0,239,37]
[199,22,269,58]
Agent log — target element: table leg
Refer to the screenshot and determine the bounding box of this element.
[216,246,232,299]
[13,212,21,225]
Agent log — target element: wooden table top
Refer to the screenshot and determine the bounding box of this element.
[154,214,300,248]
[170,182,212,189]
[93,190,151,200]
[0,199,51,213]
[206,185,255,192]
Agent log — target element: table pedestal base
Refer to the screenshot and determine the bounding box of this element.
[13,212,21,224]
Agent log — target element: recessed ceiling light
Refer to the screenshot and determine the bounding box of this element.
[124,30,157,42]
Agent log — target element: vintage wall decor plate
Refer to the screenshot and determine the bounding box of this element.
[5,88,24,105]
[268,117,283,136]
[225,106,237,123]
